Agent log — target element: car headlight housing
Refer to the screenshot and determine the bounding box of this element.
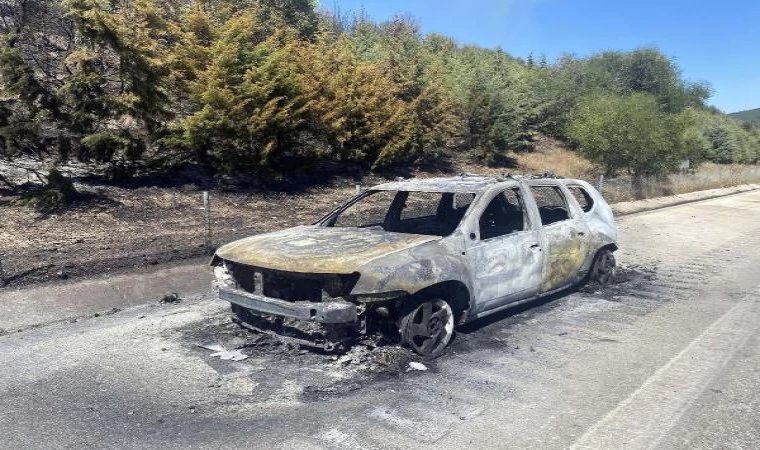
[213,262,236,289]
[352,290,407,303]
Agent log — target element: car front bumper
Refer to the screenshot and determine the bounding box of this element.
[216,285,358,324]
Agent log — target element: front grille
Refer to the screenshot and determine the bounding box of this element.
[228,262,358,302]
[263,270,323,302]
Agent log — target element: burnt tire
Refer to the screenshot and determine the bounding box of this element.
[400,298,455,358]
[590,248,616,285]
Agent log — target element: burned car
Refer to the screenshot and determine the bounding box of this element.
[211,175,617,357]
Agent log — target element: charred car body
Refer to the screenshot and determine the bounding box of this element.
[211,175,618,356]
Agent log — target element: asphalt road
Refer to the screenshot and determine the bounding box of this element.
[2,191,760,449]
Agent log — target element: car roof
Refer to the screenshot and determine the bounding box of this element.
[371,176,499,193]
[370,175,578,193]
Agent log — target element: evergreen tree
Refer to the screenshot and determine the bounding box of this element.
[566,93,689,186]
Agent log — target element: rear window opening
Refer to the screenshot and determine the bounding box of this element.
[568,185,594,212]
[530,186,571,226]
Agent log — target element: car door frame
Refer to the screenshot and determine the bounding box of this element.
[526,181,592,294]
[461,182,546,315]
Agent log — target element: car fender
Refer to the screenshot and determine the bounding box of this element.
[350,234,474,301]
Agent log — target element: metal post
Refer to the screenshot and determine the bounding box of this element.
[597,174,605,191]
[355,184,361,195]
[201,191,212,253]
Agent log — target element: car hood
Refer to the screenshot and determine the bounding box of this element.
[214,226,441,274]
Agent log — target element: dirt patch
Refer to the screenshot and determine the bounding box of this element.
[0,182,359,288]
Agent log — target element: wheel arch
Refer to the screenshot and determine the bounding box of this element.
[407,280,472,324]
[583,243,618,282]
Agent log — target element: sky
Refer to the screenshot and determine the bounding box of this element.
[321,0,760,113]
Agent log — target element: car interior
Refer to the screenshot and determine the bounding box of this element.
[531,186,570,225]
[384,192,475,236]
[328,190,475,236]
[330,186,575,235]
[479,189,526,240]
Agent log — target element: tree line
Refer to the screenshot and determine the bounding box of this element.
[1,0,758,190]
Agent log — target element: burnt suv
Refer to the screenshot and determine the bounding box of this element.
[211,175,618,356]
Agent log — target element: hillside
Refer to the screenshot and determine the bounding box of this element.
[729,108,760,126]
[3,0,760,195]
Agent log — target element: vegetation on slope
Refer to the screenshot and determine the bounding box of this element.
[729,108,760,127]
[0,0,759,203]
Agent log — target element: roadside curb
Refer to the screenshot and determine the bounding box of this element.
[611,184,760,216]
[0,261,212,332]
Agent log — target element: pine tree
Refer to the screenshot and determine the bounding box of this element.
[296,35,414,166]
[173,12,310,172]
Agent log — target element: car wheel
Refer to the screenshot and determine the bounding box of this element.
[400,299,455,357]
[591,249,616,285]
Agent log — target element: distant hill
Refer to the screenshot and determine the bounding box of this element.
[729,108,760,126]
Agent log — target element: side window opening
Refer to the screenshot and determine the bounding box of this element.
[568,186,594,213]
[479,188,527,240]
[530,186,571,226]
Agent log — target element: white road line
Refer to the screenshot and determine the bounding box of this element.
[571,290,760,450]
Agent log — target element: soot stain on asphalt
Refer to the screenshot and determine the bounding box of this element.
[173,313,431,402]
[580,263,658,299]
[452,263,659,352]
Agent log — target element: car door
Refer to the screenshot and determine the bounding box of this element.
[465,186,544,314]
[529,184,591,293]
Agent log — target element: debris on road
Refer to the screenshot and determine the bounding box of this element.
[407,362,428,372]
[160,292,182,304]
[197,343,249,361]
[92,308,121,318]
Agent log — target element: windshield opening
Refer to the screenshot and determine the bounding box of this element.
[325,190,476,236]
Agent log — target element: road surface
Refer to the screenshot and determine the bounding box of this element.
[2,191,760,449]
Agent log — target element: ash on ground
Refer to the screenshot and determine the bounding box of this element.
[579,263,658,297]
[174,311,428,401]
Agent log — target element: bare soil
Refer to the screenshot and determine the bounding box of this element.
[1,145,588,289]
[0,176,359,288]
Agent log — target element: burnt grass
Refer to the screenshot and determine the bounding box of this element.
[0,152,528,289]
[0,155,515,289]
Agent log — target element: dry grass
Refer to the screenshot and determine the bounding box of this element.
[443,134,598,180]
[513,148,597,180]
[513,134,597,179]
[667,163,760,194]
[595,163,760,203]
